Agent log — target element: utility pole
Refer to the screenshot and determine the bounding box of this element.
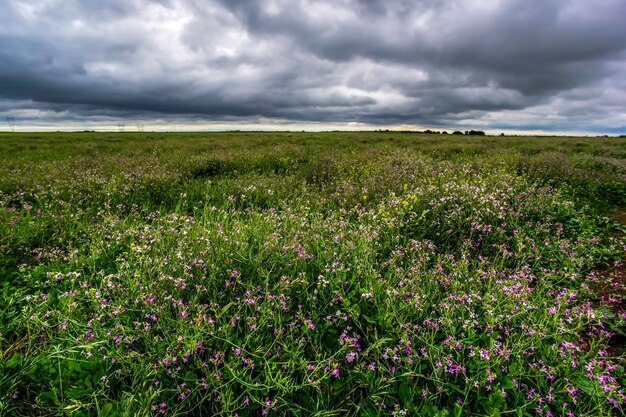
[137,123,144,132]
[117,122,125,132]
[6,117,15,132]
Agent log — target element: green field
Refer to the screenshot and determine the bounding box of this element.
[1,132,625,416]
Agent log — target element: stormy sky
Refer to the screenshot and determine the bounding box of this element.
[1,0,625,133]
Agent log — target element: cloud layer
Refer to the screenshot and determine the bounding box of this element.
[1,0,625,132]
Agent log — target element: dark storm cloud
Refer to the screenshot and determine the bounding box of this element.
[1,0,625,131]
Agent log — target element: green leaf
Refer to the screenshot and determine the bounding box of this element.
[421,404,440,417]
[100,403,113,417]
[362,313,377,325]
[576,378,597,395]
[398,382,412,404]
[66,388,89,399]
[360,409,378,417]
[38,390,58,403]
[500,377,515,389]
[332,379,344,391]
[488,391,505,411]
[221,302,235,314]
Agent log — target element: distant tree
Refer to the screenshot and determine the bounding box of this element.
[441,131,448,134]
[6,117,15,132]
[452,131,463,135]
[465,130,485,136]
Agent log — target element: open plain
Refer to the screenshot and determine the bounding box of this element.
[1,132,625,416]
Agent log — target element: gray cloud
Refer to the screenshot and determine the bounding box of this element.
[1,0,625,132]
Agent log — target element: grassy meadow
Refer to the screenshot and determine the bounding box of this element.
[1,131,626,416]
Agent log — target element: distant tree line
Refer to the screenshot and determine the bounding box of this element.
[372,129,626,137]
[424,129,486,136]
[375,129,486,135]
